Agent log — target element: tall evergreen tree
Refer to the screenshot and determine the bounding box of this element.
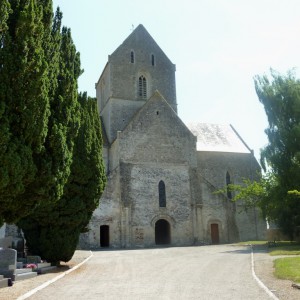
[0,0,51,225]
[20,94,106,263]
[18,17,100,262]
[16,8,80,208]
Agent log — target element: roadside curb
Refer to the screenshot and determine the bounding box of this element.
[16,251,93,300]
[250,245,279,300]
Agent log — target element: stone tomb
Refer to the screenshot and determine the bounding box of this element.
[27,255,41,264]
[0,236,13,249]
[0,248,38,283]
[0,248,16,280]
[26,255,55,274]
[0,274,9,288]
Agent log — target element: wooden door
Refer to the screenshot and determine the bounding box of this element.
[211,224,219,244]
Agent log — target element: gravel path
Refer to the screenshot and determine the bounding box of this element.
[19,245,268,300]
[0,245,299,300]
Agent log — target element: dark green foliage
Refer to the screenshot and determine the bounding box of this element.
[255,70,300,238]
[2,0,106,263]
[20,9,82,207]
[19,93,106,263]
[38,22,82,202]
[0,0,11,33]
[0,0,51,225]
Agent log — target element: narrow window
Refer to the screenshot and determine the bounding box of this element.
[159,180,166,207]
[131,51,134,63]
[151,54,155,66]
[226,171,232,199]
[138,75,147,99]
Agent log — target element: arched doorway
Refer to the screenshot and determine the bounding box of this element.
[155,219,171,245]
[211,223,220,244]
[100,225,109,247]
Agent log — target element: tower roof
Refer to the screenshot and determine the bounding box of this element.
[109,24,174,66]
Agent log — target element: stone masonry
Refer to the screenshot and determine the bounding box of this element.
[79,24,266,249]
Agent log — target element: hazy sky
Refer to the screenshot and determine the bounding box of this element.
[52,0,300,161]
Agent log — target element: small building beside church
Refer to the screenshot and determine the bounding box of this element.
[79,24,266,249]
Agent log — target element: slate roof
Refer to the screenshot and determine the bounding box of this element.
[186,123,251,153]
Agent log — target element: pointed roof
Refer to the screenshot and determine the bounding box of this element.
[186,123,252,153]
[121,90,195,140]
[109,24,174,65]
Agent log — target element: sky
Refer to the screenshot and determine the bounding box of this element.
[52,0,300,162]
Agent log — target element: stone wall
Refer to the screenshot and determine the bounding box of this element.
[85,24,267,250]
[96,63,111,113]
[84,168,122,249]
[125,163,194,247]
[196,151,266,241]
[102,98,146,143]
[108,25,177,111]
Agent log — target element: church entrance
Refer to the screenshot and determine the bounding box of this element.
[211,223,219,244]
[155,219,171,245]
[100,225,109,247]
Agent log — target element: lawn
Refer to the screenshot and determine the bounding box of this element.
[268,242,300,256]
[236,240,300,282]
[274,257,300,283]
[267,241,300,283]
[237,240,267,245]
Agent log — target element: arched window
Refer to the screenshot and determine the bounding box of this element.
[138,75,147,99]
[130,51,134,63]
[151,54,155,66]
[159,180,166,207]
[226,171,232,199]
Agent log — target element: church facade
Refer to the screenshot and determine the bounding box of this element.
[79,25,266,249]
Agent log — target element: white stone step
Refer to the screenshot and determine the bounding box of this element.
[0,275,9,288]
[14,271,37,281]
[0,277,9,288]
[39,266,56,274]
[37,262,51,268]
[15,268,35,274]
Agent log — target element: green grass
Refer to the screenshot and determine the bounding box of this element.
[237,241,267,245]
[274,257,300,283]
[268,242,300,256]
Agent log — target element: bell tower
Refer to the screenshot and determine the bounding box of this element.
[96,24,177,143]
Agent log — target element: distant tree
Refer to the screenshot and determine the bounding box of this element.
[0,0,51,225]
[223,70,300,239]
[19,93,106,263]
[254,69,300,238]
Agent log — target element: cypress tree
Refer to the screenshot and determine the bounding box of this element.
[16,8,80,208]
[18,18,97,263]
[0,0,51,225]
[20,93,106,263]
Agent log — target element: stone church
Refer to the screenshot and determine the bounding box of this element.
[79,24,266,249]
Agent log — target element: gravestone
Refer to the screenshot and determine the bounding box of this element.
[0,236,13,249]
[27,256,41,264]
[0,248,17,280]
[12,237,25,258]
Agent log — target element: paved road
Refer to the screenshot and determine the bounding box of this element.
[28,245,272,300]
